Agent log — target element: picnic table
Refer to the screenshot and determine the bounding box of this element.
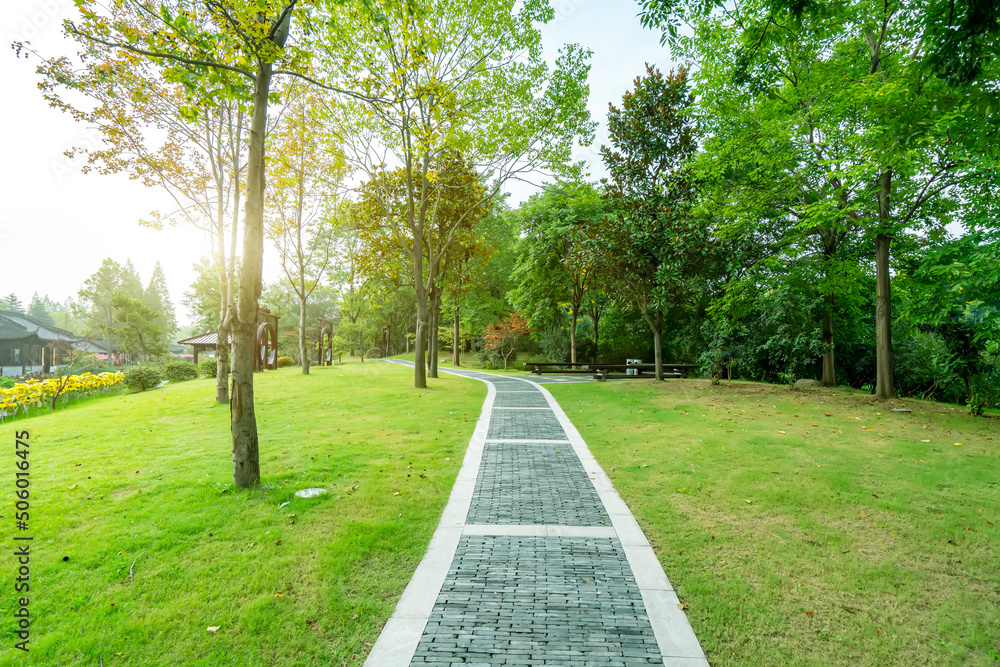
[523,361,699,381]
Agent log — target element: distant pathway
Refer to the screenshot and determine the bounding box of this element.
[365,362,707,666]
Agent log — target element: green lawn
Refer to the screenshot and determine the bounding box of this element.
[551,378,1000,666]
[0,363,485,666]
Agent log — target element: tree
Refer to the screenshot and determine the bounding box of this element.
[37,0,354,487]
[511,181,605,364]
[266,86,345,374]
[640,0,998,399]
[143,261,178,351]
[26,294,57,327]
[314,0,595,388]
[2,294,24,313]
[76,259,124,346]
[584,65,712,381]
[899,230,1000,414]
[484,312,531,371]
[111,293,167,358]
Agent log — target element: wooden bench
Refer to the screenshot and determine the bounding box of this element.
[525,361,699,381]
[525,362,598,374]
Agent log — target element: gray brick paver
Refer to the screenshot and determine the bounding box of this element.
[373,363,697,667]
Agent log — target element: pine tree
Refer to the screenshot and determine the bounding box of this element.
[76,258,124,343]
[2,293,24,313]
[120,260,145,300]
[27,293,56,326]
[143,261,178,350]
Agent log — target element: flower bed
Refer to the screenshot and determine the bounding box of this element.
[0,372,125,422]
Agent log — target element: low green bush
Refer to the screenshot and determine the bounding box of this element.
[123,367,163,392]
[365,348,383,359]
[162,360,198,382]
[276,356,295,368]
[197,357,220,378]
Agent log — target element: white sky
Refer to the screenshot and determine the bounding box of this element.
[0,0,674,327]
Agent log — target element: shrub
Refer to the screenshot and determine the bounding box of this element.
[197,357,219,378]
[162,360,198,382]
[365,348,383,359]
[0,377,14,389]
[123,367,163,393]
[276,356,295,368]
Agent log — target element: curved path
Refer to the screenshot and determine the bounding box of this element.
[366,363,707,666]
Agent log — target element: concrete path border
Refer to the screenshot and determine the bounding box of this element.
[365,362,708,666]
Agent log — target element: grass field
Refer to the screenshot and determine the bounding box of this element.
[0,362,485,666]
[551,378,1000,666]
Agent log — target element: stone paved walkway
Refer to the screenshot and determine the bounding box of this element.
[365,363,708,667]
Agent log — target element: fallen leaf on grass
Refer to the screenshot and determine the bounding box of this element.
[678,602,689,610]
[859,512,869,517]
[805,611,815,616]
[69,484,78,489]
[954,443,964,447]
[207,626,220,633]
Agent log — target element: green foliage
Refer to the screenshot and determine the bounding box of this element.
[161,360,198,382]
[275,356,295,368]
[364,348,383,360]
[111,292,167,358]
[197,357,219,378]
[122,366,163,392]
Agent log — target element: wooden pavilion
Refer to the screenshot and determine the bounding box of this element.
[177,308,280,371]
[0,311,83,377]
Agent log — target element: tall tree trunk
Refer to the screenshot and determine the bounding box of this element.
[452,307,461,366]
[427,289,439,378]
[215,251,231,404]
[821,300,835,386]
[874,169,895,401]
[653,308,663,381]
[299,294,309,375]
[874,233,894,400]
[820,231,836,387]
[570,308,578,365]
[592,309,601,364]
[230,61,272,489]
[414,300,428,388]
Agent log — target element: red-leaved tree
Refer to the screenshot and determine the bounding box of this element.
[483,313,530,371]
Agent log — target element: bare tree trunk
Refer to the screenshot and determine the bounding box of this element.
[414,301,428,388]
[874,232,894,400]
[299,294,309,375]
[653,308,664,381]
[428,289,440,378]
[452,307,460,366]
[230,61,272,489]
[592,309,601,364]
[821,301,835,386]
[874,168,895,401]
[570,308,578,365]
